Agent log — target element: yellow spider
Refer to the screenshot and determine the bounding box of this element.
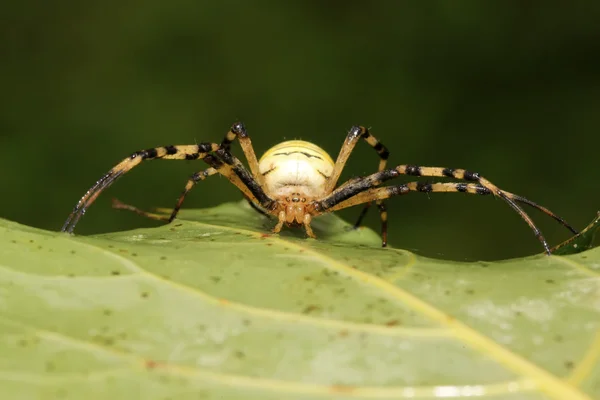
[62,122,577,254]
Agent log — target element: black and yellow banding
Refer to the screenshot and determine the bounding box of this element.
[111,153,270,223]
[220,122,265,187]
[319,163,579,255]
[112,167,220,223]
[324,125,391,246]
[63,122,576,254]
[216,148,274,207]
[61,143,220,233]
[115,122,277,227]
[326,126,390,192]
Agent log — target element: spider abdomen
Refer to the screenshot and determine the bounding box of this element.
[258,140,335,198]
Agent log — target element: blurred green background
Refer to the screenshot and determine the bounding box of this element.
[1,2,598,260]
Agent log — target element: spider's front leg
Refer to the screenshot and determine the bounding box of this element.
[327,126,392,246]
[61,143,219,233]
[316,166,577,255]
[62,122,276,233]
[112,122,277,225]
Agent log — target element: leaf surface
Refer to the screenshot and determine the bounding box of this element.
[1,202,599,399]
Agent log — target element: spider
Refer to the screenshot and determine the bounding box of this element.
[61,122,578,255]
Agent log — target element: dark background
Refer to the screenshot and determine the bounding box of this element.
[1,2,598,260]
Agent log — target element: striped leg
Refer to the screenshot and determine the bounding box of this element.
[324,181,578,236]
[318,166,578,255]
[111,153,271,224]
[112,167,219,222]
[220,122,265,187]
[61,143,219,233]
[325,126,391,246]
[162,124,275,216]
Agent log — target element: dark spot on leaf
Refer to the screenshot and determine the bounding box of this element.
[118,249,128,253]
[29,239,34,243]
[103,309,112,316]
[10,239,16,243]
[111,271,121,276]
[145,359,159,369]
[210,276,221,283]
[266,243,273,246]
[260,233,270,238]
[18,339,28,347]
[67,273,75,278]
[160,256,167,260]
[465,289,475,295]
[385,319,401,326]
[37,245,42,249]
[107,245,114,248]
[45,361,55,372]
[554,334,563,342]
[131,253,138,257]
[242,319,251,326]
[303,276,313,281]
[174,223,183,227]
[564,360,574,369]
[514,311,522,317]
[70,250,76,254]
[234,350,245,358]
[303,305,320,314]
[444,290,451,296]
[141,291,149,298]
[546,279,555,284]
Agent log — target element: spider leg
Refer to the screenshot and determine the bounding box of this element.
[61,143,219,233]
[166,124,276,218]
[324,181,578,235]
[111,154,269,223]
[325,126,391,246]
[62,132,276,233]
[318,166,577,255]
[220,122,266,187]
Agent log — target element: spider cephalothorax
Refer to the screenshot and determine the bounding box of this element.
[62,122,578,255]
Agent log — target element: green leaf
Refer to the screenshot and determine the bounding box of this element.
[550,212,600,255]
[1,201,599,400]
